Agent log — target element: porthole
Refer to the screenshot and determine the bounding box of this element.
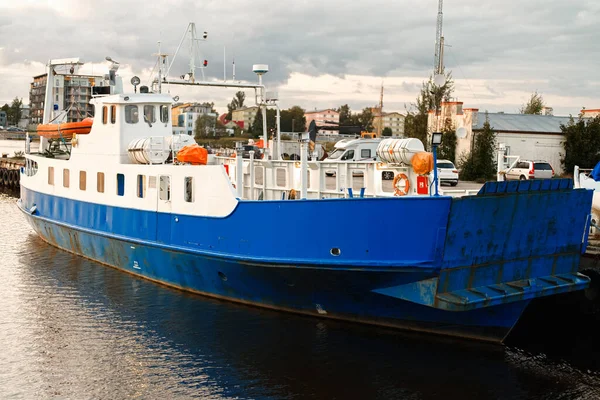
[330,248,341,256]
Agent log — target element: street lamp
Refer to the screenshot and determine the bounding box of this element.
[431,131,442,197]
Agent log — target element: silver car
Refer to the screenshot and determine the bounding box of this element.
[505,160,555,180]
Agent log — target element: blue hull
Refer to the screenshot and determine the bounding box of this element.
[22,209,526,342]
[18,179,593,343]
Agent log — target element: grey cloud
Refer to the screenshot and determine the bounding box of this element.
[0,0,599,114]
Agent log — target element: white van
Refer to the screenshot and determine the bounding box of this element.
[324,138,393,179]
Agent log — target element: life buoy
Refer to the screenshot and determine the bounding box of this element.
[393,173,410,196]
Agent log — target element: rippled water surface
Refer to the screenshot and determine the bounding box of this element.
[1,192,600,399]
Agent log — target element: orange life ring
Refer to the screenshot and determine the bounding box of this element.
[393,173,410,196]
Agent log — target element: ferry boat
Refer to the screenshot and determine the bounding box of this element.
[17,58,594,344]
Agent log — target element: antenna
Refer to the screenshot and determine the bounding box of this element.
[232,57,236,81]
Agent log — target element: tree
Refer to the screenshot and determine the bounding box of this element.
[404,72,454,150]
[280,106,306,132]
[437,119,457,163]
[357,107,374,132]
[2,98,23,126]
[226,91,246,120]
[382,127,393,137]
[520,91,545,115]
[561,114,600,173]
[251,108,276,137]
[458,113,496,181]
[194,114,216,140]
[337,104,352,125]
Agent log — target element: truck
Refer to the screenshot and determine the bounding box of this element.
[323,137,394,179]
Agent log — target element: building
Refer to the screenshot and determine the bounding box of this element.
[19,105,30,129]
[29,74,47,125]
[305,109,339,134]
[373,111,405,137]
[0,111,6,127]
[231,106,260,132]
[171,102,217,136]
[29,73,101,126]
[428,101,573,174]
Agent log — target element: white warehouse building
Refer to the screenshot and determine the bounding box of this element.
[427,101,584,175]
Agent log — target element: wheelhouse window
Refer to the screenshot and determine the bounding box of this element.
[110,105,116,124]
[125,105,139,124]
[117,173,125,196]
[137,174,146,198]
[63,169,70,188]
[361,149,371,158]
[97,172,105,193]
[102,106,108,124]
[48,167,54,185]
[144,105,156,125]
[184,177,193,202]
[79,171,86,191]
[160,105,169,123]
[159,176,170,201]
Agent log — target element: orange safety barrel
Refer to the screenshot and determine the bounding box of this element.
[411,152,434,175]
[37,117,93,139]
[176,144,208,165]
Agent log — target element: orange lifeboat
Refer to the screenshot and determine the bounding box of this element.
[37,118,93,139]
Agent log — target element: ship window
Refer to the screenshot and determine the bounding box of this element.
[63,169,70,188]
[110,105,116,124]
[117,173,125,196]
[361,149,371,158]
[102,106,108,124]
[184,177,193,202]
[48,167,54,185]
[79,171,86,191]
[97,172,105,193]
[125,105,139,124]
[144,105,156,124]
[137,174,146,198]
[160,105,169,123]
[159,176,170,201]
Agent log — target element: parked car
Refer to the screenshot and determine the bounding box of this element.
[505,160,555,180]
[436,159,459,186]
[240,145,263,159]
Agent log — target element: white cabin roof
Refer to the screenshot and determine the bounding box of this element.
[91,93,174,105]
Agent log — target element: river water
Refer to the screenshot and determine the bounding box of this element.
[1,191,600,399]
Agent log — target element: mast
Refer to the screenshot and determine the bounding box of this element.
[377,83,383,137]
[434,0,444,75]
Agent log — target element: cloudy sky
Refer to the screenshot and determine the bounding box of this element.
[0,0,599,116]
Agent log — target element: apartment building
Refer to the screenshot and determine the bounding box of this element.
[305,109,340,134]
[373,111,405,137]
[231,106,260,132]
[29,73,101,125]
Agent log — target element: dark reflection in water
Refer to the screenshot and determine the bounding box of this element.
[1,192,600,399]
